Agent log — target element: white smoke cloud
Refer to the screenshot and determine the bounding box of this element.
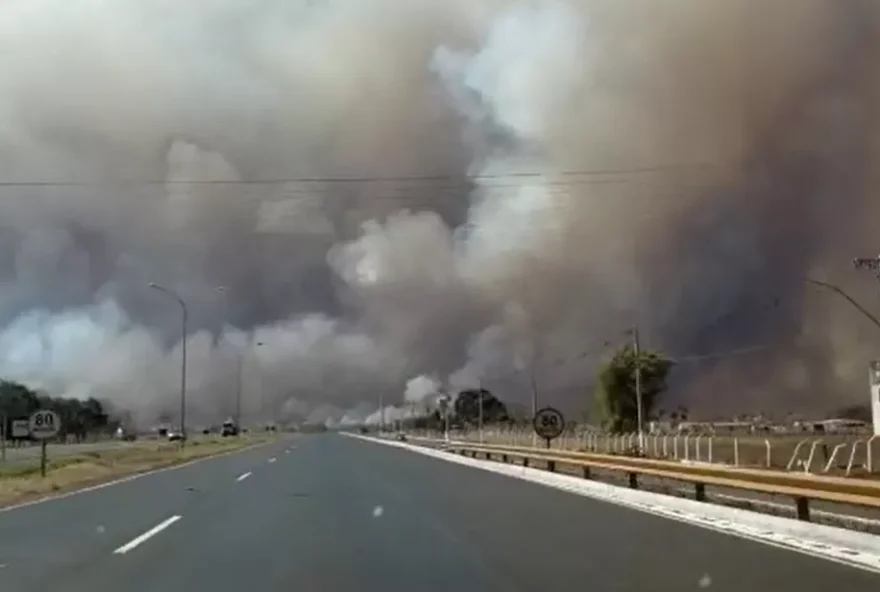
[403,374,442,403]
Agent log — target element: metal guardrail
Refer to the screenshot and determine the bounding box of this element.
[421,438,880,522]
[417,428,880,474]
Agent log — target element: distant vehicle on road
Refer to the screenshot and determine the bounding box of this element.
[115,426,136,441]
[221,420,239,437]
[167,431,185,442]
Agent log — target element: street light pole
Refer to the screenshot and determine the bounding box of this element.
[215,286,245,431]
[804,277,880,331]
[149,283,188,443]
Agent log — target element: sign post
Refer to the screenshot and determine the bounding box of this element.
[870,362,880,437]
[533,407,565,449]
[29,410,60,477]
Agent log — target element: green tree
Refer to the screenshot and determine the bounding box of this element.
[593,345,675,433]
[454,388,509,426]
[1,379,110,441]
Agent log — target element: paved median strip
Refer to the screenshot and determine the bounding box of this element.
[236,472,252,482]
[113,515,182,555]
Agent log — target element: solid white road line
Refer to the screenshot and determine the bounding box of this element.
[236,472,252,482]
[113,516,182,555]
[0,439,275,515]
[268,457,277,463]
[348,434,880,575]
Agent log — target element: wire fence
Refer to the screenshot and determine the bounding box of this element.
[406,425,880,476]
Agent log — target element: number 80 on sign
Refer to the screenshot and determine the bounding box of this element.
[29,409,60,439]
[533,407,565,441]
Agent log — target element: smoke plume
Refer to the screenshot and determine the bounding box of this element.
[1,0,879,426]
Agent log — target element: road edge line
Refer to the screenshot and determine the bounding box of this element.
[0,438,279,514]
[344,434,880,575]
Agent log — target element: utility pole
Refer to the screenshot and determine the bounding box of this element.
[478,379,484,444]
[378,392,385,433]
[632,325,644,454]
[440,392,451,442]
[235,352,243,432]
[530,369,539,448]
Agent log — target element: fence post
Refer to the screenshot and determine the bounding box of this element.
[868,435,878,473]
[846,440,864,477]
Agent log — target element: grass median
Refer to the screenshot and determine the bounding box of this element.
[0,434,276,507]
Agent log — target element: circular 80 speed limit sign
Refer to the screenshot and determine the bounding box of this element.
[29,409,60,439]
[533,406,565,441]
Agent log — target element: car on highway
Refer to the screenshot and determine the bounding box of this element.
[220,420,239,437]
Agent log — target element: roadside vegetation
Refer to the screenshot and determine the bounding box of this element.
[0,433,275,507]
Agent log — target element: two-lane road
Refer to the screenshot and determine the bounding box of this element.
[0,435,878,591]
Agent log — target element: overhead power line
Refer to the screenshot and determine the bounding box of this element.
[0,161,722,188]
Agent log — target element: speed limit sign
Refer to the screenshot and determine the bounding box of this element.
[29,409,60,440]
[533,406,565,445]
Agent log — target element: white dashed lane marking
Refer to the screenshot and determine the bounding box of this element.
[113,516,182,555]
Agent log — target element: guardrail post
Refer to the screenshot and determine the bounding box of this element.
[795,497,810,521]
[695,435,703,462]
[733,438,739,467]
[548,460,557,472]
[694,482,706,502]
[628,472,638,489]
[765,439,772,468]
[502,453,508,463]
[684,434,691,460]
[583,465,591,479]
[523,457,529,468]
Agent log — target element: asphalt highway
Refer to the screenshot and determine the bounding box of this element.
[0,434,877,592]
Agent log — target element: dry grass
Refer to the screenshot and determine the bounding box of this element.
[0,434,276,506]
